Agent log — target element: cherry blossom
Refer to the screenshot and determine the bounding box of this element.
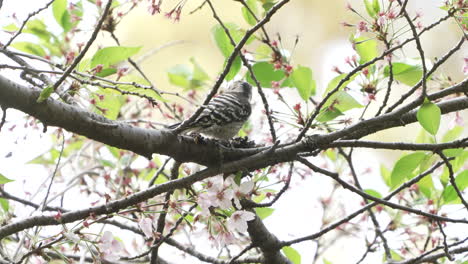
[227,210,256,233]
[99,231,123,261]
[228,177,254,208]
[138,217,153,238]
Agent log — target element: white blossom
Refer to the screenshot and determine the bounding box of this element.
[227,210,256,233]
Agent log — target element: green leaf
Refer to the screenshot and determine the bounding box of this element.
[417,100,441,135]
[390,152,427,188]
[211,23,244,58]
[364,189,382,199]
[262,2,275,12]
[241,0,258,26]
[3,23,19,32]
[418,174,434,198]
[317,91,363,122]
[255,207,274,220]
[354,37,378,64]
[11,42,46,57]
[190,57,209,81]
[442,126,464,157]
[246,61,286,88]
[291,66,316,101]
[383,61,423,86]
[168,64,191,89]
[442,170,468,203]
[442,126,463,142]
[415,128,435,144]
[53,0,71,31]
[23,19,51,41]
[255,43,273,60]
[364,0,379,17]
[324,73,357,94]
[92,88,124,120]
[37,85,54,103]
[380,164,391,187]
[96,68,117,77]
[316,108,343,122]
[0,198,9,212]
[90,46,141,68]
[282,246,301,264]
[0,173,14,184]
[226,56,241,81]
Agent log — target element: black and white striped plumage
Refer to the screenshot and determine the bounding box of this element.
[170,81,252,140]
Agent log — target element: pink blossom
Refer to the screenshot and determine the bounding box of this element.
[271,81,280,88]
[99,231,123,261]
[197,192,213,215]
[138,218,153,238]
[227,210,256,232]
[463,58,468,75]
[356,21,368,37]
[229,177,254,208]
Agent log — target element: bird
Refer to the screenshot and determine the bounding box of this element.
[168,81,252,140]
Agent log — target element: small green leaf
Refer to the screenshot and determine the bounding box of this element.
[417,100,441,135]
[0,198,9,212]
[3,23,19,32]
[364,0,378,17]
[246,61,286,88]
[354,37,378,64]
[282,246,301,264]
[442,126,463,142]
[255,43,273,60]
[364,189,382,199]
[291,66,316,101]
[384,61,423,86]
[255,207,274,220]
[226,56,241,81]
[92,88,124,120]
[168,64,191,89]
[390,152,427,188]
[324,72,357,94]
[442,170,468,203]
[211,23,244,57]
[0,173,14,184]
[37,85,54,103]
[190,57,209,81]
[53,0,68,30]
[23,19,51,41]
[90,46,141,68]
[262,2,275,12]
[316,108,343,122]
[11,42,46,57]
[372,0,380,15]
[418,174,434,198]
[241,0,258,26]
[317,91,363,122]
[380,164,391,187]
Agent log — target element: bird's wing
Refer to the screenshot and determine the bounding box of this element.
[191,93,251,128]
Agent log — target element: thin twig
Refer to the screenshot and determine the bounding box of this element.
[436,221,454,261]
[2,0,55,49]
[52,0,113,92]
[437,151,468,211]
[295,10,456,141]
[41,133,65,211]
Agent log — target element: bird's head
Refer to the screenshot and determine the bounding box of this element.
[224,80,252,101]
